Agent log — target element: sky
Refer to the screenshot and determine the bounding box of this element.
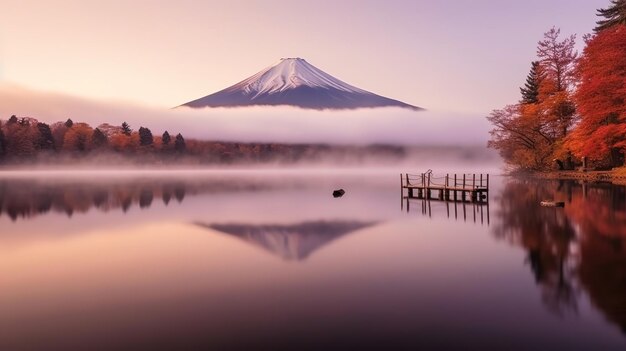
[0,0,607,112]
[0,0,610,146]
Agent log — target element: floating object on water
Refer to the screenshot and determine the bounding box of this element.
[540,200,565,208]
[333,189,345,198]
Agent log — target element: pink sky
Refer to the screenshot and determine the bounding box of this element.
[0,0,606,114]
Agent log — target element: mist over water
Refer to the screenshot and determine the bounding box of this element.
[0,84,491,145]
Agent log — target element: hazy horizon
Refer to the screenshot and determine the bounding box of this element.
[0,83,494,146]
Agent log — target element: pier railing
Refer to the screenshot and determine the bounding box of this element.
[401,172,489,203]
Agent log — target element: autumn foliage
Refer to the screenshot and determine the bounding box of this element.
[488,28,578,171]
[488,3,626,171]
[566,25,626,166]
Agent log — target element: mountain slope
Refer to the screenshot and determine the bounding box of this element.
[179,58,422,110]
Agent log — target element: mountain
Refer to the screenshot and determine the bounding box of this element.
[179,58,422,110]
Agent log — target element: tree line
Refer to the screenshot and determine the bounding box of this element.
[0,115,408,165]
[487,0,626,171]
[0,116,186,159]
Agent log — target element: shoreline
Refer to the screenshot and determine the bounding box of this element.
[536,168,626,185]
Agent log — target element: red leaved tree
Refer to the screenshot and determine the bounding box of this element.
[568,25,626,167]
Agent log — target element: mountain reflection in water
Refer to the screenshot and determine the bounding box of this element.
[198,221,377,261]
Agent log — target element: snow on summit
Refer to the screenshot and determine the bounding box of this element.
[180,58,422,110]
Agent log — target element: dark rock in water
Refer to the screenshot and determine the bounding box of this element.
[333,189,345,198]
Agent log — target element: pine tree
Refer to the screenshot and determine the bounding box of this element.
[595,0,626,32]
[36,122,55,151]
[520,61,541,105]
[121,122,131,136]
[8,115,18,124]
[162,131,171,145]
[92,128,108,149]
[65,118,74,128]
[174,133,186,153]
[138,127,153,146]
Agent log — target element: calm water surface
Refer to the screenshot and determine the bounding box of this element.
[0,170,624,350]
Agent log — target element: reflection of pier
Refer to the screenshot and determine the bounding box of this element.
[402,197,490,225]
[401,172,489,203]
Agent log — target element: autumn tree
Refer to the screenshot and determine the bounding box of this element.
[121,122,131,136]
[536,27,578,141]
[487,104,554,170]
[487,28,578,171]
[91,128,108,149]
[595,0,626,32]
[138,127,154,146]
[567,25,626,167]
[3,119,36,156]
[174,133,186,153]
[36,122,55,151]
[63,123,94,152]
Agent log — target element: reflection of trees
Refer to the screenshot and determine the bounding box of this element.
[493,179,577,315]
[0,178,265,221]
[495,178,626,333]
[567,182,626,334]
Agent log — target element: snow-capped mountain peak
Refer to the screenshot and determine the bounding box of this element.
[180,58,422,110]
[235,58,367,97]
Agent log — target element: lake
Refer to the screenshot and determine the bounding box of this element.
[0,169,624,350]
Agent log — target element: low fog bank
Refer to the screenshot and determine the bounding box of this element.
[0,84,492,145]
[0,145,503,175]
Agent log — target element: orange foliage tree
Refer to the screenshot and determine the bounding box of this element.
[63,123,94,152]
[567,25,626,167]
[487,28,578,171]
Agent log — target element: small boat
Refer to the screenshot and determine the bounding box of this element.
[540,200,565,208]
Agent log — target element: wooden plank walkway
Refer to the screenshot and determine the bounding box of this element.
[401,172,489,203]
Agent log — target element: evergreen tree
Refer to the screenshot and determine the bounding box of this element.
[92,128,108,149]
[162,131,171,145]
[138,127,154,146]
[520,61,542,105]
[121,122,131,136]
[64,118,74,128]
[595,0,626,32]
[36,122,55,151]
[174,133,186,153]
[8,115,18,124]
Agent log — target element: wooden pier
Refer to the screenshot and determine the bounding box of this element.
[401,172,489,203]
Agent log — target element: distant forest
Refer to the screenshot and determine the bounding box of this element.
[487,0,625,171]
[0,115,407,165]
